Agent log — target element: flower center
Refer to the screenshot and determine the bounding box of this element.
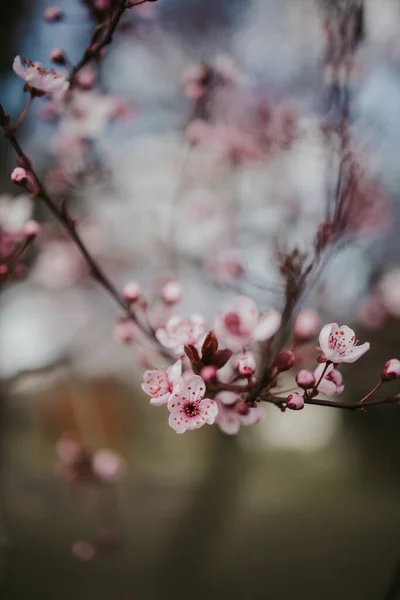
[224,312,242,334]
[183,401,200,418]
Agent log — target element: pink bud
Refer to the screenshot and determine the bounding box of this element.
[0,265,9,276]
[23,220,41,239]
[295,369,315,389]
[274,350,295,373]
[76,68,96,90]
[293,309,320,341]
[113,321,137,344]
[50,48,66,64]
[43,6,63,22]
[236,401,250,415]
[160,280,182,305]
[382,359,400,382]
[286,392,304,410]
[11,167,28,186]
[237,353,256,376]
[200,365,217,382]
[122,281,141,302]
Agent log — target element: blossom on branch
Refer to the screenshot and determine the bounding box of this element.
[168,375,218,434]
[13,56,69,96]
[314,363,344,396]
[142,360,182,406]
[215,391,262,435]
[215,295,281,350]
[156,315,205,356]
[318,323,370,364]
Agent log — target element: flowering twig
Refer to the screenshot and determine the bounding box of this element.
[263,393,400,411]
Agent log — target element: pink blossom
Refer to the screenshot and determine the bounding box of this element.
[92,449,126,483]
[160,280,182,305]
[237,352,256,376]
[200,365,217,382]
[314,363,344,396]
[156,314,205,356]
[382,359,400,381]
[168,376,218,433]
[13,56,69,96]
[286,392,304,410]
[215,391,262,435]
[113,320,138,344]
[215,296,281,350]
[43,7,63,22]
[142,359,182,406]
[293,309,320,341]
[11,167,28,186]
[318,323,370,364]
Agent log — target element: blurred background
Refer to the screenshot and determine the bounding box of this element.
[1,0,400,598]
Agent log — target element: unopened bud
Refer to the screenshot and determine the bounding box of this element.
[200,365,217,382]
[122,282,141,302]
[237,353,256,376]
[50,48,66,65]
[23,220,41,239]
[382,359,400,382]
[296,369,315,389]
[286,392,304,410]
[160,280,182,305]
[11,167,28,186]
[43,7,63,22]
[113,321,136,344]
[274,350,295,373]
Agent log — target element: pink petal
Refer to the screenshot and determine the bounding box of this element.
[319,323,337,355]
[216,391,241,405]
[184,375,206,402]
[217,412,240,435]
[168,412,187,434]
[343,342,370,363]
[167,359,182,383]
[254,309,281,341]
[13,56,26,79]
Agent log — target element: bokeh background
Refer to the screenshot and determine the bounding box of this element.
[1,1,400,599]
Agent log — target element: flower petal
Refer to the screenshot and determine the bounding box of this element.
[167,359,182,383]
[254,309,281,341]
[319,323,336,355]
[168,412,186,434]
[343,342,370,363]
[184,375,206,402]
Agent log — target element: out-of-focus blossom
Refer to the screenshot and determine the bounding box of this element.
[205,248,243,284]
[160,280,182,305]
[216,296,281,350]
[113,320,139,344]
[122,281,142,302]
[156,314,205,356]
[72,541,95,561]
[13,56,68,96]
[314,363,344,396]
[379,269,400,318]
[168,375,217,433]
[43,7,63,22]
[11,167,29,186]
[0,195,33,232]
[357,294,387,330]
[293,308,320,341]
[92,449,126,483]
[237,352,256,376]
[318,323,369,364]
[215,391,262,435]
[142,359,182,406]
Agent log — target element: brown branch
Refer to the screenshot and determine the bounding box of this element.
[263,394,400,411]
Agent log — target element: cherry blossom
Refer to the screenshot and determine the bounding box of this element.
[156,315,205,356]
[215,391,262,435]
[314,363,344,396]
[168,376,218,434]
[215,296,281,350]
[286,393,304,410]
[13,56,69,96]
[92,449,126,483]
[318,323,370,364]
[142,359,182,406]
